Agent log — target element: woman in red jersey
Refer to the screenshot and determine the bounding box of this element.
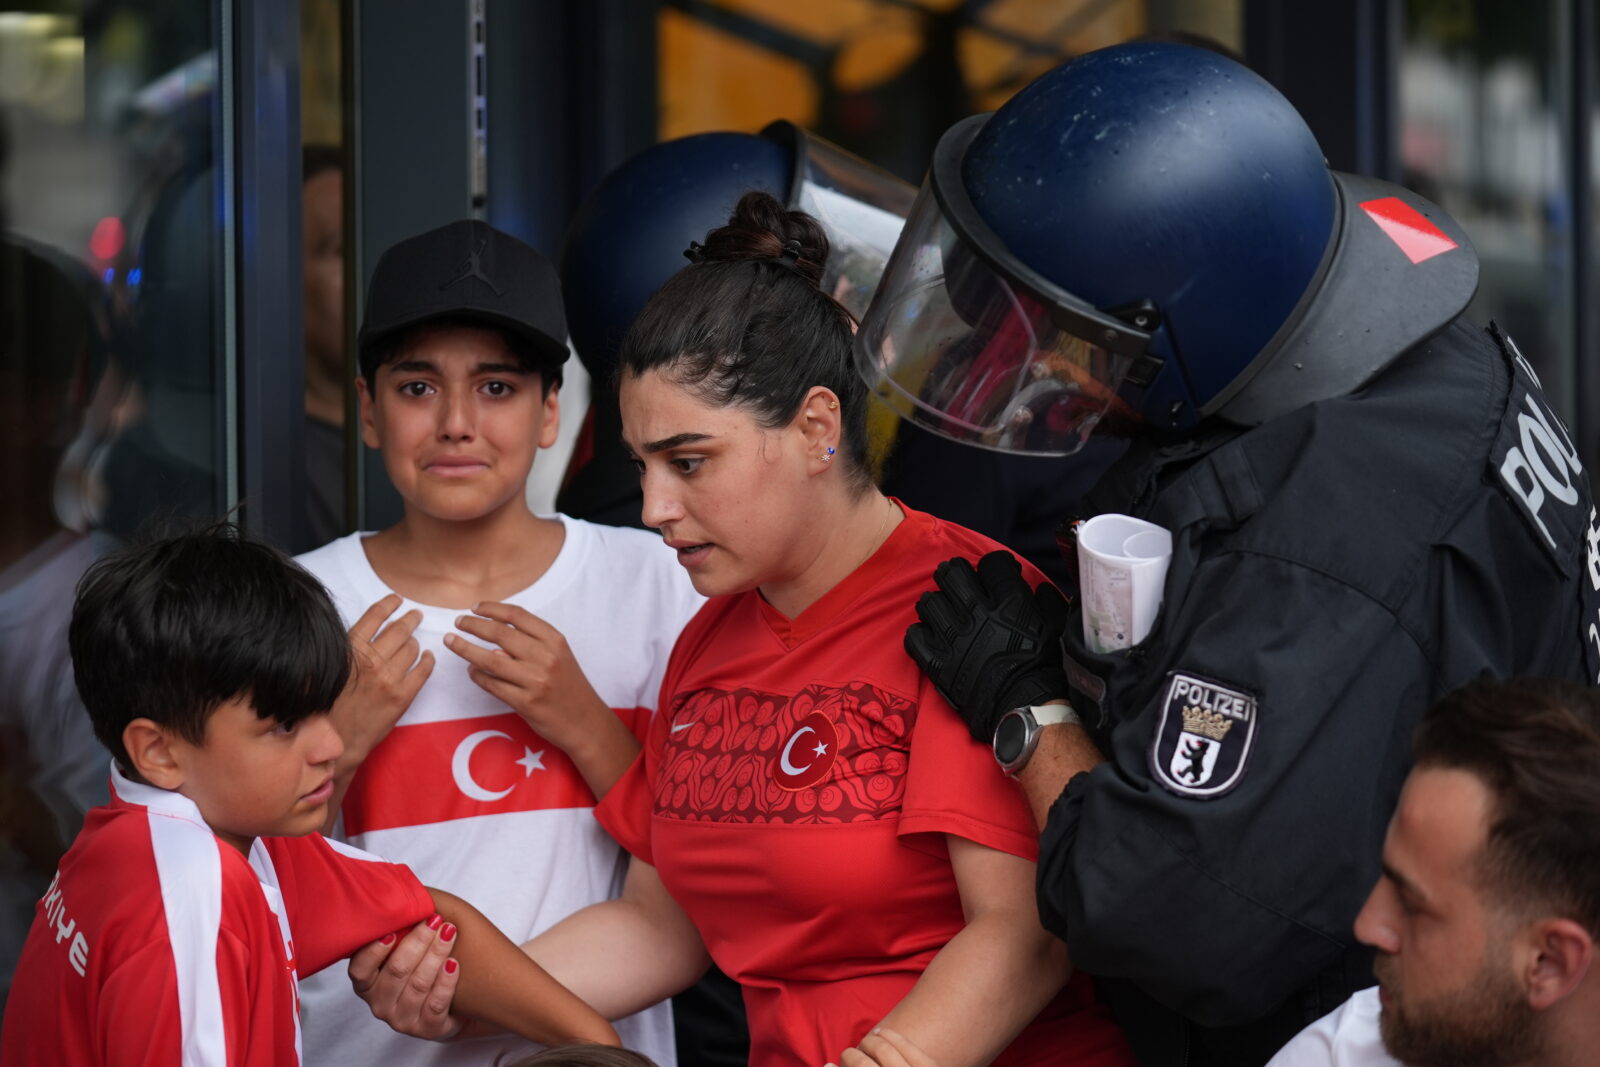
[357,193,1133,1067]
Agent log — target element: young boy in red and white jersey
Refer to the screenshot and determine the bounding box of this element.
[0,527,618,1066]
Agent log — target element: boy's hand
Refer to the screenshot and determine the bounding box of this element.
[349,916,463,1041]
[333,594,434,770]
[444,603,614,755]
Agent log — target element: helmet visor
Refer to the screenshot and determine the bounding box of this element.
[856,182,1142,456]
[769,122,918,320]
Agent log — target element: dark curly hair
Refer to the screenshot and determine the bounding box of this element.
[617,191,869,490]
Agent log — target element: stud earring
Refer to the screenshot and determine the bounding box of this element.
[822,447,836,461]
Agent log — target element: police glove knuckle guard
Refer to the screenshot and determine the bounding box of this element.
[907,550,1070,743]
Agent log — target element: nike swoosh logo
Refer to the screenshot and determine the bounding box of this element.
[670,721,697,734]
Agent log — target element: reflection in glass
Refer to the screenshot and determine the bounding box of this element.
[300,0,347,548]
[1400,1,1576,422]
[0,5,225,1002]
[302,144,345,546]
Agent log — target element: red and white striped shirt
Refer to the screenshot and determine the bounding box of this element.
[0,765,433,1066]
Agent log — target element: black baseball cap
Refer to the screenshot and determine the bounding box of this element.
[357,219,569,381]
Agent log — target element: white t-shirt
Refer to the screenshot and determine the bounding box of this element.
[295,517,703,1067]
[1266,988,1399,1067]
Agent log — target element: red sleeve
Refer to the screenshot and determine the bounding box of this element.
[898,679,1040,861]
[594,618,698,864]
[895,545,1048,863]
[263,834,435,977]
[593,718,661,865]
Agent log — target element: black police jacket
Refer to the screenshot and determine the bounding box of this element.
[1038,318,1600,1066]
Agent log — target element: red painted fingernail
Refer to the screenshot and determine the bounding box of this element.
[444,959,458,975]
[426,914,443,930]
[380,932,396,946]
[440,923,456,942]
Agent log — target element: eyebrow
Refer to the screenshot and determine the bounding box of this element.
[641,432,714,454]
[388,359,528,376]
[1382,861,1427,906]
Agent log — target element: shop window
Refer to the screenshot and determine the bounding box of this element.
[0,2,229,1004]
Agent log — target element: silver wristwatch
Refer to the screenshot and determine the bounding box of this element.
[993,704,1081,776]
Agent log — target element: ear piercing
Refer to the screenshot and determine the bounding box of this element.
[822,447,836,461]
[828,400,838,410]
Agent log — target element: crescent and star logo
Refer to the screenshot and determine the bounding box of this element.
[771,712,839,791]
[451,728,546,802]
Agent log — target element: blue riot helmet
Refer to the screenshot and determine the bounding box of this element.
[857,41,1479,455]
[561,121,916,381]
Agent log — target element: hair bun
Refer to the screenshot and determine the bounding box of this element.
[693,190,828,287]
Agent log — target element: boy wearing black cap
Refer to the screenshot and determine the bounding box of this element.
[294,220,701,1067]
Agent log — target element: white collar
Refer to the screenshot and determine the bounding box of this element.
[109,759,210,827]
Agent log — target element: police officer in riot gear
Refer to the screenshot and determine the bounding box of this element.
[862,42,1600,1066]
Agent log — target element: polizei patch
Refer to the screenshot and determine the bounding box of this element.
[1150,672,1258,798]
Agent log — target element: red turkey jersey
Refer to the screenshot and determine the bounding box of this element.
[597,503,1134,1067]
[0,765,433,1066]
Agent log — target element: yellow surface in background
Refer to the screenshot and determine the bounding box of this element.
[660,0,1240,134]
[660,8,819,139]
[832,8,926,94]
[300,0,342,147]
[701,0,881,46]
[658,0,1242,476]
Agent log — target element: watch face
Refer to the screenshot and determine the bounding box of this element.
[994,712,1028,765]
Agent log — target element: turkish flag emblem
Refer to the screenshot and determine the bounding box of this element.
[770,712,839,791]
[342,712,595,835]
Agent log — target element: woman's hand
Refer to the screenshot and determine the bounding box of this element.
[348,917,463,1041]
[444,602,639,795]
[830,1026,943,1067]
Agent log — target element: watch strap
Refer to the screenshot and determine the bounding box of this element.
[1028,704,1081,728]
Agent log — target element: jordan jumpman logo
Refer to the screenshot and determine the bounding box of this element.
[440,238,504,295]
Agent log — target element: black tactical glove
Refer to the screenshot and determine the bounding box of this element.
[904,550,1072,745]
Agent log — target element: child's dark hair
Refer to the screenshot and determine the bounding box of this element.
[69,524,351,773]
[358,317,562,398]
[617,191,869,490]
[506,1047,659,1067]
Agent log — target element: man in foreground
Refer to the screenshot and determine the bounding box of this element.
[1269,676,1599,1067]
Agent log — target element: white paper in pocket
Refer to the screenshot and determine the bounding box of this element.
[1076,514,1173,653]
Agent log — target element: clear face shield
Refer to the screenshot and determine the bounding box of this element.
[854,116,1156,456]
[765,121,918,320]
